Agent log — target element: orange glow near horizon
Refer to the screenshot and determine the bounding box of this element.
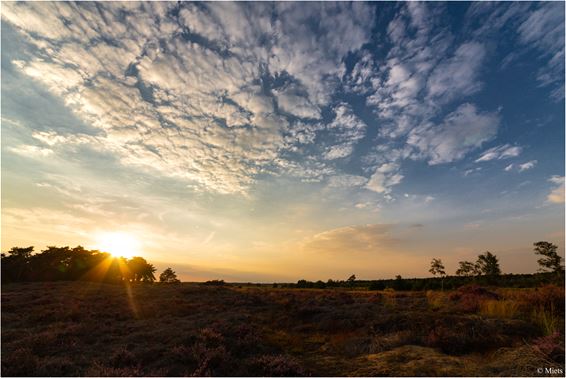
[94,232,141,259]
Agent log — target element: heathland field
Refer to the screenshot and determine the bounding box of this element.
[2,282,564,376]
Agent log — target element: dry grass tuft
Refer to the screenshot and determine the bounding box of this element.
[426,290,447,310]
[480,299,519,319]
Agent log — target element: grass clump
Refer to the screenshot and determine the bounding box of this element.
[426,290,447,310]
[480,299,519,319]
[531,303,561,336]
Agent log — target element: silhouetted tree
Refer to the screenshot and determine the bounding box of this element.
[2,245,160,284]
[7,246,34,259]
[476,251,501,276]
[2,246,34,282]
[429,258,446,290]
[455,261,480,276]
[346,274,356,287]
[159,267,180,283]
[429,258,446,276]
[534,241,564,273]
[127,256,156,282]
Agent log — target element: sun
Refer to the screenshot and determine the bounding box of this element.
[94,232,141,259]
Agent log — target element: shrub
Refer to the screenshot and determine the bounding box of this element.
[521,285,564,314]
[448,285,500,312]
[532,331,565,363]
[368,281,385,291]
[424,317,502,355]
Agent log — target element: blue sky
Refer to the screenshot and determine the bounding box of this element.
[1,2,564,281]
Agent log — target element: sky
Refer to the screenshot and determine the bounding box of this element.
[1,2,564,282]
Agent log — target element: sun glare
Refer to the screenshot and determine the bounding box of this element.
[94,232,141,259]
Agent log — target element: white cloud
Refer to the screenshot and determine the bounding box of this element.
[2,2,375,195]
[356,2,500,177]
[504,164,514,172]
[8,144,53,158]
[366,163,403,193]
[322,103,367,160]
[427,42,486,102]
[518,160,537,172]
[407,103,500,165]
[475,144,522,162]
[274,85,321,119]
[324,145,354,160]
[547,176,565,204]
[464,167,482,176]
[327,175,368,188]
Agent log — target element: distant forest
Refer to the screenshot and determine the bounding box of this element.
[1,242,564,290]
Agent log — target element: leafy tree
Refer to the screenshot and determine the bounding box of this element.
[2,246,34,282]
[127,256,156,282]
[429,258,446,277]
[429,258,446,290]
[455,261,479,276]
[476,251,501,276]
[159,267,180,283]
[533,241,564,273]
[7,246,34,259]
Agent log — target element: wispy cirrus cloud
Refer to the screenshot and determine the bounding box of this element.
[504,160,538,173]
[475,144,522,162]
[302,224,397,255]
[467,2,565,101]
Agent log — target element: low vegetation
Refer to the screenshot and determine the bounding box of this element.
[2,282,564,376]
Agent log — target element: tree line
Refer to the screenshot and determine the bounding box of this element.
[1,245,180,284]
[291,241,564,290]
[429,241,564,280]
